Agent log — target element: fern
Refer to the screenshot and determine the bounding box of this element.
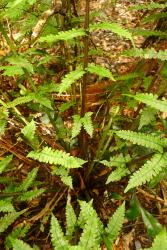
[58,68,85,94]
[104,202,125,250]
[132,93,167,113]
[0,65,25,76]
[87,63,115,81]
[7,55,34,73]
[21,120,36,142]
[123,48,167,61]
[0,200,15,212]
[5,224,30,249]
[89,22,134,46]
[125,153,167,192]
[0,209,26,234]
[0,107,8,136]
[82,112,94,137]
[139,107,156,129]
[115,130,165,153]
[0,155,13,174]
[72,115,82,138]
[106,166,129,184]
[129,2,167,11]
[131,28,167,38]
[7,94,35,108]
[39,28,85,43]
[17,167,39,191]
[66,199,77,240]
[52,167,73,188]
[143,229,167,250]
[11,238,34,250]
[17,188,45,202]
[28,147,86,168]
[50,214,69,250]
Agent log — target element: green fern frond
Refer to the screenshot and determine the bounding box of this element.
[50,214,69,250]
[11,239,33,250]
[101,154,131,168]
[129,2,167,11]
[5,224,30,249]
[106,166,129,184]
[78,213,101,249]
[18,167,39,191]
[39,28,85,43]
[143,229,167,250]
[28,147,86,168]
[35,94,53,110]
[59,101,75,113]
[139,107,156,129]
[21,120,36,142]
[0,155,13,174]
[87,63,115,81]
[0,209,26,234]
[115,130,165,152]
[104,202,125,249]
[89,22,134,46]
[0,107,8,136]
[59,68,85,94]
[17,188,45,202]
[125,153,167,192]
[0,200,15,212]
[66,199,77,239]
[131,28,167,38]
[0,65,24,76]
[132,93,167,113]
[7,94,35,108]
[7,55,34,73]
[52,167,73,188]
[123,48,167,61]
[143,12,167,23]
[81,112,94,137]
[72,115,82,139]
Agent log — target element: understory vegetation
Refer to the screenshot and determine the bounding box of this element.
[0,0,167,249]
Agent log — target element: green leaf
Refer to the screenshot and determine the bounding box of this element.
[139,206,163,237]
[59,68,85,94]
[12,239,33,250]
[0,66,24,76]
[81,112,93,137]
[0,200,15,212]
[139,107,156,129]
[28,147,86,169]
[104,202,125,250]
[0,209,26,234]
[52,167,73,188]
[87,63,115,81]
[125,153,167,192]
[66,199,77,239]
[39,28,85,43]
[0,155,13,174]
[144,229,167,250]
[106,166,129,184]
[115,130,164,153]
[7,56,34,73]
[18,167,39,191]
[123,48,167,61]
[50,214,69,250]
[72,115,82,138]
[21,120,36,142]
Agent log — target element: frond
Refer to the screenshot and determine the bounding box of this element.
[0,65,24,76]
[7,55,34,73]
[66,199,77,239]
[59,68,85,94]
[0,155,13,174]
[50,214,69,250]
[132,28,167,39]
[21,120,36,142]
[139,107,156,129]
[104,202,125,249]
[87,63,115,81]
[0,200,15,212]
[143,229,167,250]
[11,239,33,250]
[28,147,86,169]
[39,28,85,43]
[132,93,167,113]
[89,22,134,46]
[5,224,30,249]
[0,209,26,234]
[101,154,131,168]
[7,94,35,108]
[106,166,129,184]
[17,188,45,202]
[18,167,38,191]
[72,115,82,139]
[125,153,167,192]
[81,112,94,137]
[52,167,73,188]
[115,130,165,153]
[123,48,167,61]
[35,94,53,110]
[129,2,167,11]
